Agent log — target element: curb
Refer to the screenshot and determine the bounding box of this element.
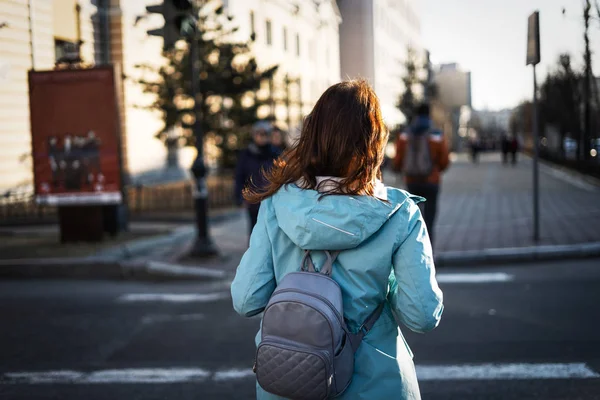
[129,208,241,225]
[436,242,600,267]
[0,257,232,282]
[0,211,245,282]
[523,153,600,190]
[3,242,599,280]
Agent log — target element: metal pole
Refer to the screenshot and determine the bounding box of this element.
[532,64,540,242]
[190,31,217,257]
[583,0,592,162]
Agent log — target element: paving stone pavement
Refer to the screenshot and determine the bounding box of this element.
[385,152,600,253]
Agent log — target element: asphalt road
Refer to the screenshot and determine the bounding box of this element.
[1,257,599,400]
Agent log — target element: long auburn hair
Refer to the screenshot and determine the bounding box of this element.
[244,79,389,204]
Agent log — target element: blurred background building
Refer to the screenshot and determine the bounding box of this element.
[0,0,200,195]
[433,62,472,151]
[0,0,344,194]
[337,0,422,128]
[222,0,342,138]
[1,0,55,194]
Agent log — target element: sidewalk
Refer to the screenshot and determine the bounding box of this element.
[386,152,600,264]
[1,153,599,280]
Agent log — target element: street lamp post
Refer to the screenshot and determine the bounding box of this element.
[527,11,541,243]
[189,31,217,257]
[146,0,218,257]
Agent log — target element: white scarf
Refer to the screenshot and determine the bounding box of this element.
[313,176,388,201]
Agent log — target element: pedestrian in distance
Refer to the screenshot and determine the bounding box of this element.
[231,80,443,400]
[501,134,510,164]
[469,136,480,164]
[510,135,519,165]
[270,126,287,157]
[235,120,278,239]
[393,103,450,247]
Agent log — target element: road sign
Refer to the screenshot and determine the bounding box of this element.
[29,67,123,206]
[527,11,540,66]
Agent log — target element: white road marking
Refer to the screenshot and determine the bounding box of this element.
[2,369,211,384]
[416,363,600,380]
[3,371,84,384]
[117,292,230,303]
[436,272,514,283]
[2,363,597,384]
[83,369,211,383]
[213,369,255,381]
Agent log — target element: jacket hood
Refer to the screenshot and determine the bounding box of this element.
[270,183,416,251]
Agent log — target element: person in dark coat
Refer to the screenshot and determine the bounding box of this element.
[501,134,510,164]
[235,121,277,237]
[509,136,519,165]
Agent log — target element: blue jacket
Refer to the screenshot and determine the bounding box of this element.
[231,182,444,399]
[235,143,277,205]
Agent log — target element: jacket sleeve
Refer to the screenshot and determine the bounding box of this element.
[231,201,276,317]
[234,151,247,205]
[388,201,443,333]
[437,138,450,173]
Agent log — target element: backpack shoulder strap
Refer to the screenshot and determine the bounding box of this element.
[349,302,385,352]
[301,250,340,276]
[319,250,339,276]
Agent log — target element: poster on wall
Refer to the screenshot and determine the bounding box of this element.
[28,66,123,206]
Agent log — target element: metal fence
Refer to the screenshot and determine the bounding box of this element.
[0,175,236,225]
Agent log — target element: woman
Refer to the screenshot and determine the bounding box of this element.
[231,80,443,399]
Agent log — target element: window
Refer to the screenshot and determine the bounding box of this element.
[283,26,288,51]
[54,39,80,64]
[295,33,300,57]
[250,11,255,36]
[266,19,272,45]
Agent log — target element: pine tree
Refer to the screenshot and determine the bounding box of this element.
[136,1,277,169]
[396,47,434,126]
[539,54,583,157]
[397,47,420,125]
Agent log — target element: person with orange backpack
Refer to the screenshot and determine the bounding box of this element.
[394,103,450,246]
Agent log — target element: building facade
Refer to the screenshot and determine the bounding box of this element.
[222,0,342,136]
[0,0,343,193]
[434,63,472,151]
[0,0,55,193]
[0,0,200,193]
[337,0,422,128]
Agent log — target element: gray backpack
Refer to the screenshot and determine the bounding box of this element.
[254,250,384,400]
[403,132,433,180]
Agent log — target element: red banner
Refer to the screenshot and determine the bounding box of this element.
[29,67,123,205]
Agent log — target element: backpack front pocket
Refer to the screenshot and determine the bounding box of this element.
[256,341,332,400]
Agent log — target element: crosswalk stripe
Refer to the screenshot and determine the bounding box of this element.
[436,273,514,283]
[213,369,255,381]
[117,293,230,303]
[1,369,211,384]
[416,363,599,380]
[1,363,597,384]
